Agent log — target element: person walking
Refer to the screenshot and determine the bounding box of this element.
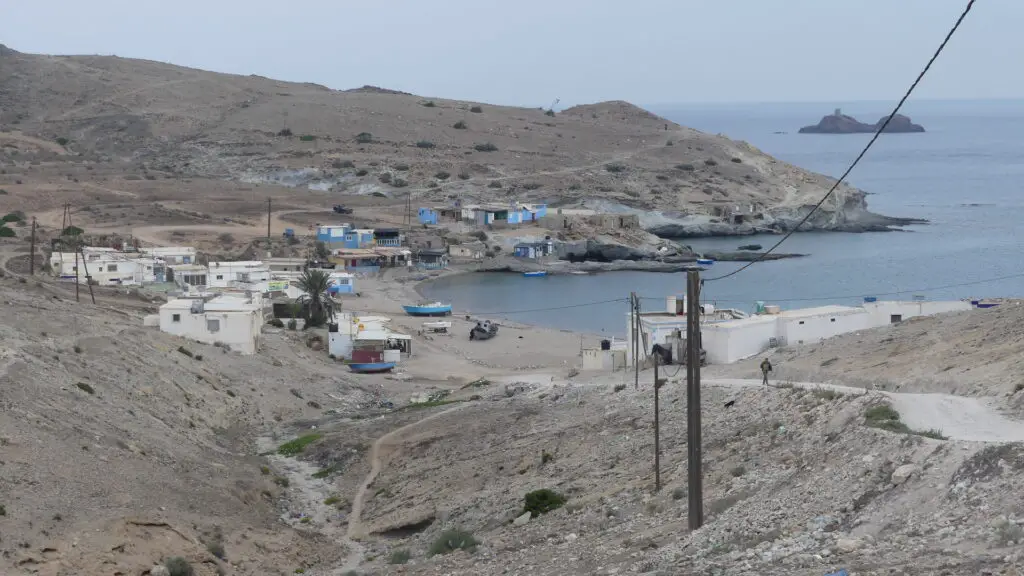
[760,358,773,387]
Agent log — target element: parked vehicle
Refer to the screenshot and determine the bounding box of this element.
[333,205,353,214]
[469,319,498,341]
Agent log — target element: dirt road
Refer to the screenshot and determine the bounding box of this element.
[706,378,1024,443]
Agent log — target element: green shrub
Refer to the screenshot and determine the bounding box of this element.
[474,142,498,152]
[274,475,290,487]
[177,346,193,358]
[0,504,5,516]
[277,433,322,456]
[287,318,298,330]
[0,227,15,238]
[206,540,226,560]
[469,106,483,113]
[730,465,746,477]
[75,382,95,394]
[704,159,718,167]
[164,557,194,576]
[434,171,450,180]
[522,182,541,190]
[379,173,392,184]
[299,135,316,142]
[453,121,468,129]
[675,163,696,171]
[545,109,555,117]
[666,140,674,146]
[0,189,7,195]
[355,132,373,144]
[393,163,409,171]
[458,171,471,180]
[268,318,285,328]
[428,529,479,556]
[355,169,369,176]
[421,100,436,108]
[333,160,355,169]
[2,212,24,223]
[56,137,69,146]
[487,180,502,188]
[605,164,626,173]
[388,549,411,564]
[731,157,742,163]
[392,178,408,188]
[416,140,436,148]
[260,465,271,475]
[278,128,293,137]
[523,488,567,517]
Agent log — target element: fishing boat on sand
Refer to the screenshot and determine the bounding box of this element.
[523,271,547,278]
[348,361,397,374]
[402,301,452,316]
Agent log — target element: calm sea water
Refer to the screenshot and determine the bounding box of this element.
[422,100,1024,336]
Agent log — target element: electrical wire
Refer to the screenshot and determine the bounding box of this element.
[704,0,977,283]
[652,268,1024,306]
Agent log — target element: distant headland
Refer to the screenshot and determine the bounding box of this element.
[799,108,926,134]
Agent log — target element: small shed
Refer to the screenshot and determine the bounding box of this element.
[417,248,449,269]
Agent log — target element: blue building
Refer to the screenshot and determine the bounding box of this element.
[374,229,403,247]
[339,229,375,249]
[317,224,351,245]
[513,241,553,259]
[418,207,439,225]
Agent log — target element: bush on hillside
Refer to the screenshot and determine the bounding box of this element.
[355,132,373,144]
[469,106,483,113]
[453,120,468,130]
[428,529,479,556]
[416,140,436,149]
[523,488,567,517]
[474,142,498,152]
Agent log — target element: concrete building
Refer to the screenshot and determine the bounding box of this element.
[158,293,264,354]
[50,249,164,286]
[207,261,271,288]
[513,241,554,259]
[265,258,306,274]
[418,208,439,225]
[331,247,411,273]
[168,264,209,290]
[140,246,197,265]
[373,228,404,247]
[448,241,487,260]
[417,249,449,269]
[316,224,351,246]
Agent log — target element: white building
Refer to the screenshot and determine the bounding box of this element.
[49,249,164,286]
[625,296,973,366]
[140,246,197,265]
[266,258,307,274]
[169,264,208,290]
[207,261,271,288]
[158,293,264,354]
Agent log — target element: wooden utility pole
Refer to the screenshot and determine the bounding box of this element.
[29,217,37,275]
[631,292,640,390]
[686,269,704,529]
[266,197,272,240]
[73,249,80,302]
[653,353,662,492]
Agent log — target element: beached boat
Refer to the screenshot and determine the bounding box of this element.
[348,361,397,374]
[523,271,547,278]
[470,319,499,341]
[569,270,590,275]
[422,320,452,333]
[696,258,715,267]
[402,302,452,316]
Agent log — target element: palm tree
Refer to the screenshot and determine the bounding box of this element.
[296,269,336,328]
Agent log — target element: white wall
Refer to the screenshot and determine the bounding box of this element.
[207,263,271,288]
[863,301,971,326]
[778,310,872,347]
[702,317,778,364]
[159,306,261,354]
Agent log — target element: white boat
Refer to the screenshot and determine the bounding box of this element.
[422,320,452,333]
[569,270,590,275]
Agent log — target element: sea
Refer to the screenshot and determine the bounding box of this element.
[421,99,1024,336]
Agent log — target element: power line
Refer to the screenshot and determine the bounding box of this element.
[468,297,627,316]
[705,0,977,283]
[645,267,1024,306]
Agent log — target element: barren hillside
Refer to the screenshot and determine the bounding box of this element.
[0,44,911,235]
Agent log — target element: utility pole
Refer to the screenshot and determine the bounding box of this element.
[653,353,662,492]
[29,217,36,275]
[73,250,80,302]
[631,292,640,390]
[686,269,704,529]
[267,197,272,240]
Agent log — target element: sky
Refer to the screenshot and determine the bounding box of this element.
[0,0,1017,108]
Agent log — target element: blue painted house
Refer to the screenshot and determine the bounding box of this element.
[506,203,549,225]
[342,229,376,249]
[374,229,403,247]
[418,207,439,225]
[513,241,553,259]
[317,224,351,245]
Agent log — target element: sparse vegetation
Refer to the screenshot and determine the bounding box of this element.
[672,487,685,500]
[394,163,409,171]
[522,182,542,190]
[704,159,719,166]
[453,120,468,129]
[324,495,344,507]
[311,464,338,479]
[995,519,1024,546]
[56,137,69,146]
[487,180,502,188]
[333,160,355,169]
[523,488,567,517]
[177,346,194,358]
[541,451,554,465]
[811,388,843,401]
[355,168,369,176]
[277,433,322,456]
[389,549,411,564]
[474,142,498,152]
[422,100,436,107]
[393,178,409,188]
[458,171,471,180]
[676,163,696,171]
[469,106,483,113]
[164,557,194,576]
[260,465,271,475]
[75,382,95,394]
[0,504,5,516]
[379,173,392,184]
[605,163,626,173]
[287,319,298,330]
[666,140,674,146]
[731,157,743,163]
[299,134,316,142]
[545,109,555,117]
[206,539,226,560]
[434,171,451,180]
[267,318,285,328]
[2,212,24,223]
[730,465,746,477]
[416,140,436,148]
[355,132,373,144]
[428,529,479,556]
[217,232,235,244]
[277,128,293,137]
[0,227,15,238]
[274,475,290,487]
[865,403,947,439]
[73,345,82,354]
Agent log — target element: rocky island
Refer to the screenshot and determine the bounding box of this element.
[799,108,925,134]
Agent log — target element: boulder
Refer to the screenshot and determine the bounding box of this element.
[836,537,863,553]
[513,511,532,526]
[150,567,170,576]
[892,464,918,485]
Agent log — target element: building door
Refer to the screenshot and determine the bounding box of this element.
[890,314,902,324]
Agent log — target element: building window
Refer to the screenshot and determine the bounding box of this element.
[798,321,805,325]
[207,319,221,333]
[107,264,118,272]
[216,275,224,280]
[172,314,181,322]
[830,318,836,322]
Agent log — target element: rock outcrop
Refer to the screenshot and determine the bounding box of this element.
[799,109,925,134]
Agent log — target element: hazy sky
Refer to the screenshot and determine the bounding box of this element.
[0,0,1015,107]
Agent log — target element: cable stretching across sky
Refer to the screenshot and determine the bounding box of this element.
[704,0,978,283]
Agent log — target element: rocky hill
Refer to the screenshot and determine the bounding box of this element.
[799,109,926,134]
[0,44,916,236]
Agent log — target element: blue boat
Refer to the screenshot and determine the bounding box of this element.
[696,258,715,266]
[348,362,397,374]
[523,271,547,278]
[402,301,452,317]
